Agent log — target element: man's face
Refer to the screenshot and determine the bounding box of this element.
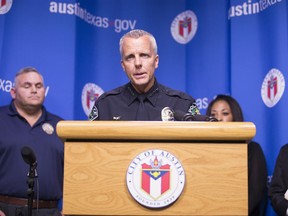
[121,35,159,93]
[10,71,45,109]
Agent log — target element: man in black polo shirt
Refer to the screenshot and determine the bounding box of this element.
[89,29,200,121]
[0,67,63,216]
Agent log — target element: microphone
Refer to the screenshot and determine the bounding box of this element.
[21,146,38,216]
[174,110,194,121]
[161,107,175,121]
[192,115,218,122]
[21,146,37,166]
[174,110,218,122]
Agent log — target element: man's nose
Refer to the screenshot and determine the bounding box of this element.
[31,86,37,93]
[135,56,142,67]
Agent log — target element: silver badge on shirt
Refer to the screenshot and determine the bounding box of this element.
[161,107,175,121]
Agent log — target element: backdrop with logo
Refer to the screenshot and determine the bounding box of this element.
[0,0,287,215]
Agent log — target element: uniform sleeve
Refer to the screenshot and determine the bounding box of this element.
[88,91,110,121]
[269,145,288,216]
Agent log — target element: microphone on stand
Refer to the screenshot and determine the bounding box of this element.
[174,110,194,121]
[190,114,218,122]
[21,146,37,166]
[21,146,38,216]
[174,110,218,122]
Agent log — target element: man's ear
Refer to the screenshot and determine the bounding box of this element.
[10,88,16,99]
[155,55,159,69]
[121,60,125,71]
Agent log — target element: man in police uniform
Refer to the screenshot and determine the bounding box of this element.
[89,29,200,121]
[0,67,63,216]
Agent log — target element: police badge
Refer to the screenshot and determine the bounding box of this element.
[161,107,174,121]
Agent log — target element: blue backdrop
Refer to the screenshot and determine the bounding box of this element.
[1,0,287,215]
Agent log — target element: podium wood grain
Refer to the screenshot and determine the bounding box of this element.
[57,121,254,216]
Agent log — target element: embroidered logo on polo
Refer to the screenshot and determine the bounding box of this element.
[126,149,185,208]
[42,123,54,135]
[261,68,285,108]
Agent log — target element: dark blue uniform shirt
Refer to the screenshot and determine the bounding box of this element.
[89,80,200,120]
[0,100,64,201]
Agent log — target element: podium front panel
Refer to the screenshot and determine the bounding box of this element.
[62,141,247,216]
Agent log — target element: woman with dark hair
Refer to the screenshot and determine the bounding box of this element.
[206,94,243,121]
[206,95,268,216]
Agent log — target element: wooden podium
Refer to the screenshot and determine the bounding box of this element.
[56,121,255,216]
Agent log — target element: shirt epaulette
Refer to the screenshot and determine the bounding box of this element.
[159,84,194,101]
[97,86,124,100]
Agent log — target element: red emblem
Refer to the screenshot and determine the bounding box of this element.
[86,89,99,108]
[141,156,170,199]
[267,75,277,99]
[178,17,192,37]
[0,0,6,7]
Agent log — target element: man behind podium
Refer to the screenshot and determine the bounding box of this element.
[89,29,200,121]
[0,67,63,216]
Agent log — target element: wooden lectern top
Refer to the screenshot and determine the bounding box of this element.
[56,121,256,141]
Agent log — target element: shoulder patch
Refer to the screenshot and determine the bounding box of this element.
[89,106,98,121]
[188,102,200,115]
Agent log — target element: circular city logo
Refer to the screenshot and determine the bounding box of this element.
[171,10,198,44]
[81,83,104,117]
[126,149,185,208]
[261,68,285,108]
[0,0,13,14]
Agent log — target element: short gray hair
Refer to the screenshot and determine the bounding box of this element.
[119,29,158,58]
[14,67,44,87]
